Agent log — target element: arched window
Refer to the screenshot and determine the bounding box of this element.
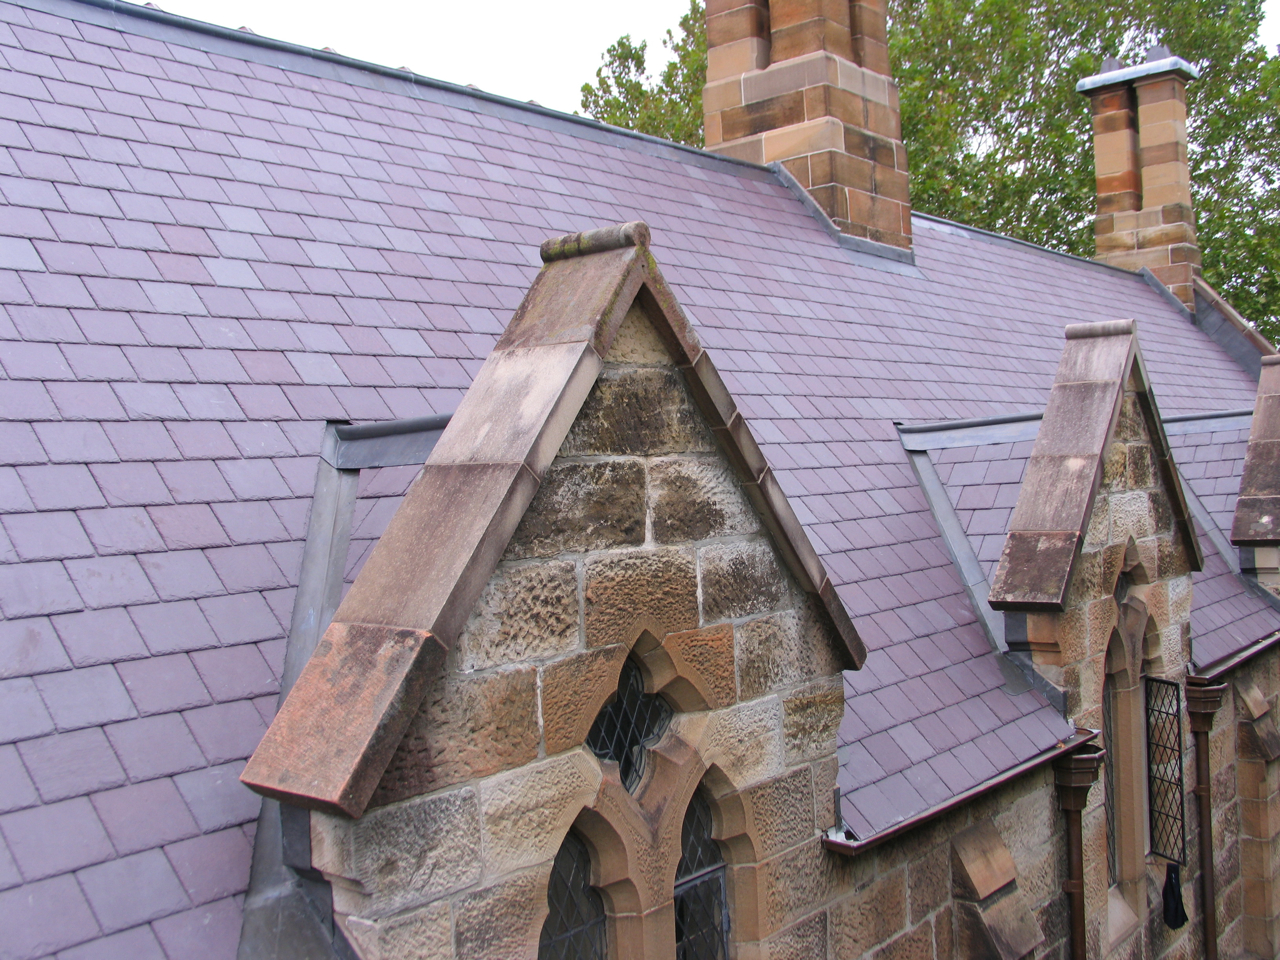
[587,658,673,792]
[674,789,729,960]
[539,829,606,960]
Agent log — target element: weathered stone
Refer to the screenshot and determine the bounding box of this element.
[951,821,1017,901]
[783,678,845,765]
[955,890,1045,960]
[640,624,737,710]
[830,868,908,954]
[1126,442,1156,489]
[909,844,950,923]
[1110,490,1155,543]
[584,547,699,647]
[604,299,671,365]
[744,766,817,859]
[326,787,481,917]
[650,456,756,543]
[506,459,645,559]
[763,910,828,960]
[759,838,852,935]
[1102,443,1127,486]
[874,920,934,960]
[453,868,547,960]
[560,366,715,456]
[693,695,785,789]
[373,667,539,805]
[737,605,843,702]
[541,644,628,754]
[701,538,789,622]
[479,750,603,876]
[342,901,453,960]
[457,560,579,671]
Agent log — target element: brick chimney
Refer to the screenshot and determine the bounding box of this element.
[1077,46,1201,308]
[703,0,911,250]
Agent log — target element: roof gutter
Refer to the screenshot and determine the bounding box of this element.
[1196,629,1280,681]
[824,727,1099,857]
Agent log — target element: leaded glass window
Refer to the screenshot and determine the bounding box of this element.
[587,658,673,792]
[1145,677,1186,863]
[539,830,606,960]
[674,790,729,960]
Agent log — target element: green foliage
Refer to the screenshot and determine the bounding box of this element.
[579,1,707,147]
[888,0,1280,335]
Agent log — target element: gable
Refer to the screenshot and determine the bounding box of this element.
[988,319,1202,612]
[242,223,865,817]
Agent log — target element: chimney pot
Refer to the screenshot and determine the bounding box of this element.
[1146,43,1173,62]
[1101,55,1124,72]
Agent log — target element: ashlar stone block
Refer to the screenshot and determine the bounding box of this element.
[650,456,756,544]
[737,604,842,701]
[559,367,715,457]
[542,644,628,755]
[782,677,844,765]
[700,538,789,622]
[505,459,645,559]
[453,867,548,960]
[584,547,698,648]
[456,560,579,671]
[342,900,454,960]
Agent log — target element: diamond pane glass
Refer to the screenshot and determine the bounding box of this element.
[586,658,673,792]
[1103,673,1118,886]
[1145,677,1186,864]
[674,790,729,960]
[539,830,606,960]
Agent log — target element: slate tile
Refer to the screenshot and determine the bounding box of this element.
[116,652,211,716]
[17,726,125,801]
[49,607,147,668]
[0,423,47,465]
[0,744,40,814]
[0,615,71,679]
[32,421,117,464]
[17,463,105,510]
[34,664,136,731]
[147,503,229,549]
[203,544,287,594]
[101,421,180,461]
[104,714,204,780]
[91,777,199,856]
[0,560,84,617]
[113,382,186,420]
[172,760,258,833]
[173,383,244,421]
[77,848,190,934]
[0,874,102,960]
[151,895,241,960]
[164,826,252,905]
[77,507,165,555]
[183,700,266,765]
[0,339,74,379]
[216,458,289,500]
[56,923,168,960]
[155,460,234,504]
[65,555,157,609]
[189,644,276,703]
[1,796,114,880]
[128,600,218,655]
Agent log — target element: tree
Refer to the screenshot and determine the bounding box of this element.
[579,1,706,148]
[584,1,1279,334]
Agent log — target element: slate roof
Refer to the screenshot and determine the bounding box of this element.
[0,0,1275,956]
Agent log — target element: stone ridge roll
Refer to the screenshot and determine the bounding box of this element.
[540,221,651,262]
[1064,318,1136,340]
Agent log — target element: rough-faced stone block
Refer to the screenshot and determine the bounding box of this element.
[505,459,645,559]
[829,867,908,954]
[453,868,548,960]
[951,820,1017,901]
[782,677,843,764]
[372,666,539,806]
[315,787,481,918]
[479,750,603,876]
[242,623,447,817]
[737,605,842,701]
[584,548,698,648]
[650,456,756,544]
[559,367,715,457]
[457,560,579,671]
[342,900,454,960]
[700,538,788,623]
[761,910,828,960]
[908,844,950,924]
[692,695,785,789]
[603,299,672,365]
[541,645,628,755]
[743,766,817,858]
[955,889,1045,960]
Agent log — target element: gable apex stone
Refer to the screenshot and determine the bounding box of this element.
[242,223,864,817]
[989,319,1201,611]
[1231,355,1280,546]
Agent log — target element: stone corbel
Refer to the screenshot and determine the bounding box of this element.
[951,821,1046,960]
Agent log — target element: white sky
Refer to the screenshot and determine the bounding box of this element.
[148,0,1279,116]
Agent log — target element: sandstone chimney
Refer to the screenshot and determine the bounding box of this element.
[1078,46,1201,308]
[703,0,911,250]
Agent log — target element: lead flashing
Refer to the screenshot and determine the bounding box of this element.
[1076,56,1200,93]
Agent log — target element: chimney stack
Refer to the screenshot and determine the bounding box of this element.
[703,0,911,250]
[1078,47,1201,309]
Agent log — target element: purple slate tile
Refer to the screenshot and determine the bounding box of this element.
[0,468,35,513]
[91,777,199,856]
[173,761,258,832]
[17,727,126,801]
[77,506,165,556]
[165,826,252,905]
[0,423,48,466]
[216,458,290,501]
[0,744,41,814]
[0,339,75,380]
[3,510,94,561]
[65,555,157,609]
[164,420,238,460]
[0,833,17,892]
[151,895,241,960]
[0,616,71,679]
[155,460,234,504]
[127,600,219,655]
[173,383,244,421]
[51,607,149,667]
[17,464,106,510]
[0,874,103,960]
[56,924,168,960]
[0,677,56,744]
[189,645,276,703]
[136,549,225,601]
[113,382,186,421]
[32,421,118,463]
[183,700,266,765]
[45,380,127,421]
[203,544,287,594]
[77,848,191,934]
[101,421,180,461]
[116,652,211,716]
[104,714,205,780]
[197,592,282,645]
[0,796,114,881]
[209,500,289,545]
[147,503,229,549]
[34,664,136,731]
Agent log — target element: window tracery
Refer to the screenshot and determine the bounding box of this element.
[586,658,673,792]
[674,789,730,960]
[539,829,607,960]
